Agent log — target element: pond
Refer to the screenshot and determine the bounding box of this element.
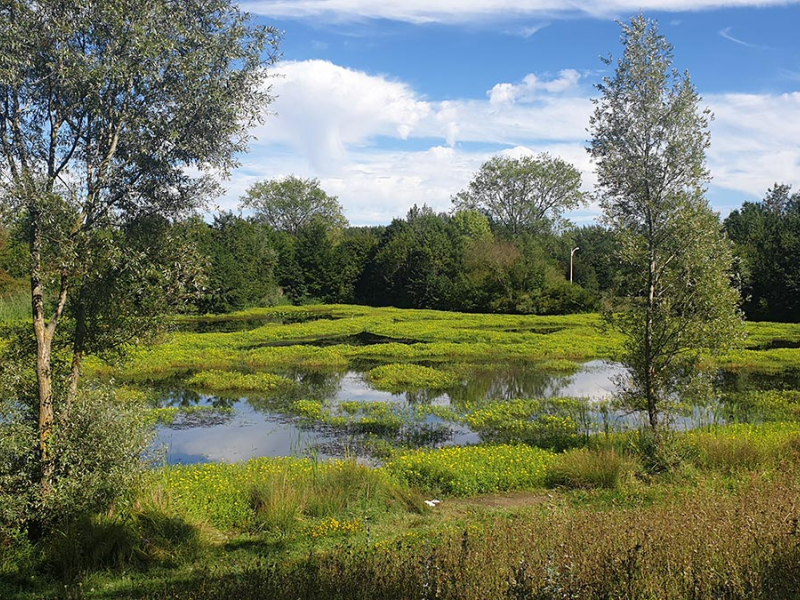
[152,360,626,464]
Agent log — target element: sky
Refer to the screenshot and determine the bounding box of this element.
[216,0,800,226]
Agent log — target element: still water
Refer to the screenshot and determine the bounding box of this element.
[153,360,625,464]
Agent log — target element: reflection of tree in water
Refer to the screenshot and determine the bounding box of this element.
[716,368,800,393]
[289,369,346,400]
[446,366,572,408]
[405,388,446,404]
[246,369,347,414]
[151,386,238,410]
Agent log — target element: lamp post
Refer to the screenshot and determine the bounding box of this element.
[570,247,580,283]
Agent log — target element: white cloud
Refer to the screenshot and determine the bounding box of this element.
[510,22,552,38]
[250,60,430,172]
[241,0,800,24]
[489,70,582,105]
[228,60,800,225]
[707,92,800,196]
[719,27,767,49]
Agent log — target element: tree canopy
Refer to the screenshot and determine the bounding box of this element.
[0,0,279,515]
[725,184,800,322]
[452,154,586,235]
[240,176,348,234]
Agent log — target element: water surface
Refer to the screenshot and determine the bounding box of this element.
[153,360,624,464]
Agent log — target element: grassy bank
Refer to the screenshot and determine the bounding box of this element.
[5,423,800,599]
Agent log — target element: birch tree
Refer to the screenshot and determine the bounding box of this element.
[588,15,743,433]
[0,0,278,492]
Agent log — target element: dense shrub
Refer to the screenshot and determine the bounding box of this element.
[0,386,152,580]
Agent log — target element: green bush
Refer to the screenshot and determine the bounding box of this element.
[0,384,153,583]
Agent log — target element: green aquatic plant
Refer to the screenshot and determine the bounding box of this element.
[463,398,588,450]
[367,363,459,391]
[187,369,293,393]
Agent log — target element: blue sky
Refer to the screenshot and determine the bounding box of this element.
[219,1,800,226]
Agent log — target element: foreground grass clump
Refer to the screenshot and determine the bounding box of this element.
[154,457,418,532]
[684,422,800,472]
[386,444,555,496]
[547,447,638,489]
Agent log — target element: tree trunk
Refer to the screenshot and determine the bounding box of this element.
[31,229,55,495]
[645,217,659,432]
[30,208,70,496]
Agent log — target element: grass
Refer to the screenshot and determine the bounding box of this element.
[0,288,29,324]
[151,457,418,532]
[86,305,620,383]
[385,444,555,496]
[546,447,638,489]
[366,363,459,391]
[6,428,800,598]
[186,370,293,393]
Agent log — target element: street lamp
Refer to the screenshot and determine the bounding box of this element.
[570,247,580,283]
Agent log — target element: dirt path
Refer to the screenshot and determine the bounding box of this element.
[440,491,553,511]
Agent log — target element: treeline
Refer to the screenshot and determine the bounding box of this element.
[1,179,798,322]
[183,206,611,315]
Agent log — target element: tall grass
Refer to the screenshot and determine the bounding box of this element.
[150,457,420,534]
[0,288,29,323]
[107,469,800,600]
[547,447,637,489]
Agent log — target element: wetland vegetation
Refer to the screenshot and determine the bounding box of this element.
[5,304,800,598]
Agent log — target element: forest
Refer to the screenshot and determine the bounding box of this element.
[3,177,797,321]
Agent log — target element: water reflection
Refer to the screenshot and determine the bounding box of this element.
[154,397,337,464]
[152,360,625,464]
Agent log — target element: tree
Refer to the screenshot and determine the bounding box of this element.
[452,154,586,235]
[0,0,278,496]
[240,176,347,235]
[588,15,743,433]
[190,213,279,314]
[724,184,800,322]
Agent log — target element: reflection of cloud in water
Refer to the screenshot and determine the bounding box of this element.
[153,360,626,464]
[333,372,398,403]
[560,360,625,400]
[155,402,323,464]
[330,360,624,406]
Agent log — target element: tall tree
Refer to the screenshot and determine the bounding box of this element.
[240,176,347,235]
[588,15,743,433]
[452,153,586,235]
[0,0,278,491]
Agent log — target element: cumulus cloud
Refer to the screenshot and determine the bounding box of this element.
[489,70,583,105]
[250,60,430,172]
[241,0,800,24]
[707,92,800,197]
[230,59,800,225]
